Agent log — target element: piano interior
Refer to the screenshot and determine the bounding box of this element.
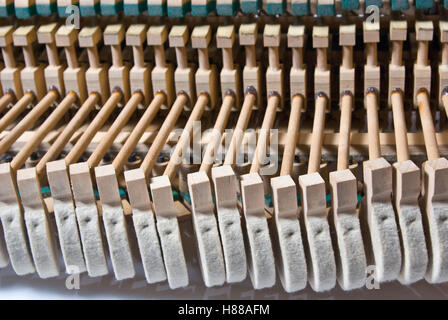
[0,0,447,296]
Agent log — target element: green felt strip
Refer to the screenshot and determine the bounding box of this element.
[79,2,100,17]
[0,2,14,16]
[124,0,146,15]
[80,2,100,15]
[240,0,261,13]
[167,1,190,16]
[317,3,334,16]
[266,1,285,14]
[36,1,57,15]
[100,1,123,15]
[291,2,308,15]
[415,0,433,9]
[341,0,359,10]
[191,0,215,16]
[365,0,382,8]
[147,2,166,15]
[216,0,237,15]
[15,4,36,18]
[179,191,191,205]
[390,0,409,10]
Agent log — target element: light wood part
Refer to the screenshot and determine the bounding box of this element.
[140,93,188,178]
[38,23,60,65]
[164,94,209,180]
[366,91,381,160]
[337,93,352,171]
[15,36,36,66]
[265,24,283,110]
[170,26,195,107]
[366,43,378,65]
[364,30,380,95]
[280,94,302,176]
[316,48,328,71]
[241,24,260,108]
[292,47,304,70]
[87,92,142,168]
[289,26,307,108]
[0,92,34,132]
[443,93,448,118]
[199,94,234,174]
[1,44,15,68]
[250,94,279,174]
[112,93,165,174]
[391,41,403,67]
[422,158,448,284]
[413,22,432,106]
[0,26,15,67]
[312,26,329,48]
[55,26,79,67]
[391,91,410,162]
[192,25,216,109]
[11,92,77,172]
[41,31,65,95]
[417,41,429,67]
[64,92,119,165]
[0,90,58,155]
[222,48,233,69]
[388,30,406,106]
[342,46,353,70]
[105,25,129,103]
[127,24,147,68]
[224,91,256,166]
[440,22,448,108]
[148,26,172,108]
[339,24,356,47]
[0,93,13,114]
[442,43,448,66]
[64,46,79,69]
[36,93,99,178]
[45,42,60,67]
[111,44,124,67]
[417,91,440,160]
[308,94,327,174]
